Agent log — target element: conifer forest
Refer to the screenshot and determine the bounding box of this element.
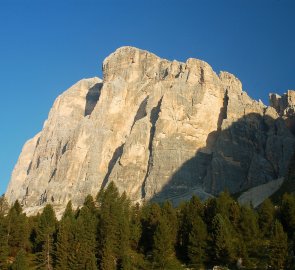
[1,182,295,270]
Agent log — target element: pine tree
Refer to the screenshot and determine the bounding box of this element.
[97,183,134,270]
[178,196,204,260]
[280,193,295,236]
[238,205,259,242]
[35,204,57,270]
[97,183,121,270]
[0,214,9,270]
[73,202,97,270]
[228,201,240,230]
[6,201,30,256]
[55,201,76,270]
[204,197,218,230]
[161,201,178,246]
[216,191,235,219]
[258,198,275,237]
[129,203,147,269]
[211,214,235,266]
[268,220,288,270]
[187,215,208,267]
[152,216,182,270]
[116,192,132,270]
[130,203,142,252]
[11,249,30,270]
[238,205,260,265]
[140,202,162,255]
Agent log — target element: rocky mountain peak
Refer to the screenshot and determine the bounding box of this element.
[5,47,295,216]
[269,90,295,117]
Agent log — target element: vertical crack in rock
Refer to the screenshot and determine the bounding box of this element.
[141,97,163,198]
[84,83,103,116]
[61,142,68,155]
[36,157,41,169]
[217,90,229,131]
[200,68,205,84]
[175,65,183,78]
[36,137,40,148]
[101,143,125,189]
[27,162,32,175]
[131,97,148,131]
[39,190,47,205]
[48,168,57,183]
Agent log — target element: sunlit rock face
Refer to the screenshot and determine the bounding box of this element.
[5,47,295,214]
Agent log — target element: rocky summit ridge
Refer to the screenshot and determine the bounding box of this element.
[5,46,295,215]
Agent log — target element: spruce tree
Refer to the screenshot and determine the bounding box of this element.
[211,214,235,266]
[161,201,178,246]
[258,198,275,237]
[238,205,259,242]
[72,197,97,270]
[11,249,30,270]
[280,193,295,236]
[152,216,182,270]
[216,191,235,219]
[6,201,30,256]
[97,183,121,270]
[140,202,162,255]
[228,201,240,230]
[55,201,76,270]
[268,220,288,270]
[130,203,142,251]
[36,204,57,270]
[129,203,147,269]
[97,183,134,270]
[187,215,208,268]
[178,195,205,262]
[116,192,132,270]
[238,205,260,265]
[0,214,9,270]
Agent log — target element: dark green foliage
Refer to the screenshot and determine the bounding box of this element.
[268,220,288,269]
[187,214,207,267]
[129,203,142,251]
[178,195,205,261]
[216,191,236,219]
[36,204,57,270]
[7,201,30,256]
[55,201,76,270]
[210,214,235,266]
[2,183,295,269]
[161,201,178,246]
[73,205,97,270]
[140,202,162,255]
[237,205,262,267]
[97,182,134,270]
[10,249,30,270]
[281,193,295,235]
[258,198,275,237]
[0,214,9,269]
[152,215,182,270]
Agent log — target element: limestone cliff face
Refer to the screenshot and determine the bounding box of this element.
[5,47,295,214]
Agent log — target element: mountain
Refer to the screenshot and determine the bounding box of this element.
[5,47,295,215]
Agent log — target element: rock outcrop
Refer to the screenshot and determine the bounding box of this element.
[5,47,295,214]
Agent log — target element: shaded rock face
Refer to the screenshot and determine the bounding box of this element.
[270,91,295,135]
[5,47,295,213]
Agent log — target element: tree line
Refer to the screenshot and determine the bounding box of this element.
[0,182,295,270]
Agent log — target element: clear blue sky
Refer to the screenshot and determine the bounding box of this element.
[0,0,295,195]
